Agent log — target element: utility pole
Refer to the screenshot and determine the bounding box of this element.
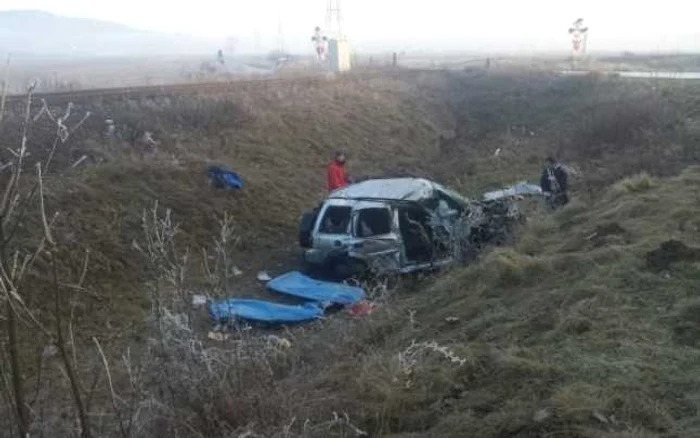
[325,0,351,72]
[326,0,342,38]
[277,15,285,55]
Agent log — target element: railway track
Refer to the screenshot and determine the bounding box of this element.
[4,74,326,104]
[3,70,415,105]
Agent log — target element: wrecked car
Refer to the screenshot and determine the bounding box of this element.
[298,177,522,279]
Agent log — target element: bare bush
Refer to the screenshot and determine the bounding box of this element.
[131,204,301,436]
[0,83,95,437]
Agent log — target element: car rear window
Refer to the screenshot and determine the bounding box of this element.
[319,206,352,234]
[356,208,392,237]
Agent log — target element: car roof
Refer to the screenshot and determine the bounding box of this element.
[324,199,389,210]
[329,178,468,205]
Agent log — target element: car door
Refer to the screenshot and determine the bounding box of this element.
[350,206,401,273]
[305,203,355,265]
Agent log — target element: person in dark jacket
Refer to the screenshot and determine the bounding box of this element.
[540,157,569,208]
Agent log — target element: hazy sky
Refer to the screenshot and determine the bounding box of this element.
[2,0,699,53]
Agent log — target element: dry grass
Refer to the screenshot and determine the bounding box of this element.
[308,166,700,437]
[2,69,700,436]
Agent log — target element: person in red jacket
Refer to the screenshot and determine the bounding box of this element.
[327,151,349,193]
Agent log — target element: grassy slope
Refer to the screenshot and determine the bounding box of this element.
[251,73,700,437]
[4,69,700,436]
[416,169,700,436]
[22,70,699,311]
[12,73,451,339]
[293,170,700,437]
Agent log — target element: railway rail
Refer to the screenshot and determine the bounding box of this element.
[3,69,427,105]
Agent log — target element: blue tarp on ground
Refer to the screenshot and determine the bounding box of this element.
[267,271,365,306]
[208,166,243,189]
[208,298,323,324]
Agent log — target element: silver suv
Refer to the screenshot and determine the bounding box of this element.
[298,178,519,279]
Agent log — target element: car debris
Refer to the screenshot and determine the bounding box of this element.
[207,331,231,342]
[71,154,88,168]
[266,335,292,349]
[298,177,526,279]
[533,407,553,423]
[192,294,207,307]
[483,181,542,201]
[256,271,272,282]
[591,409,611,425]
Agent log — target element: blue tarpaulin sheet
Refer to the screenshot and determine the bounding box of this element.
[267,271,365,306]
[208,166,243,189]
[208,298,323,324]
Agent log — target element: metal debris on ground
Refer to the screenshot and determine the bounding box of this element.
[465,197,523,249]
[192,295,207,307]
[257,271,272,282]
[208,331,231,342]
[591,409,610,424]
[266,335,292,349]
[71,155,88,168]
[483,181,542,201]
[533,407,553,423]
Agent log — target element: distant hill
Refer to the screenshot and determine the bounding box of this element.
[0,10,213,56]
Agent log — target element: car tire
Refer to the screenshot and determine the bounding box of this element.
[299,209,318,248]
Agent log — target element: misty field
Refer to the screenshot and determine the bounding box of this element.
[5,52,700,95]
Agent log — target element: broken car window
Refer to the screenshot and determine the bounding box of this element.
[319,206,352,234]
[355,208,392,237]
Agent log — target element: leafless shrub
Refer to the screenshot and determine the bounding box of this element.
[202,212,240,296]
[397,340,468,389]
[0,81,95,437]
[131,200,195,354]
[127,205,307,436]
